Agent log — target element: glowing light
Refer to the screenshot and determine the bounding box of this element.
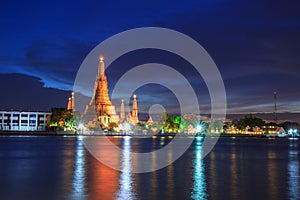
[288,141,299,199]
[195,136,204,145]
[124,123,131,134]
[78,124,84,129]
[288,129,299,136]
[124,135,131,141]
[99,56,104,61]
[293,129,297,133]
[197,124,203,132]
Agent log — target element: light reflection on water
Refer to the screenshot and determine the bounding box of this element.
[229,145,239,200]
[71,137,86,200]
[116,136,135,200]
[288,139,299,200]
[191,137,207,200]
[267,149,279,200]
[0,136,299,200]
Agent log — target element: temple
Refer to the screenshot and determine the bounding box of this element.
[131,95,139,125]
[119,99,125,123]
[94,56,119,127]
[82,56,139,129]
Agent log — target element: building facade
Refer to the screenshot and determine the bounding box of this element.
[0,111,51,131]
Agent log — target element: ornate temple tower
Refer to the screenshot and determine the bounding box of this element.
[94,57,119,127]
[120,99,125,122]
[146,116,153,125]
[67,97,72,110]
[131,95,139,124]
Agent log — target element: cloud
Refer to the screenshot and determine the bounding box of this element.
[0,38,96,91]
[0,0,299,113]
[0,74,71,111]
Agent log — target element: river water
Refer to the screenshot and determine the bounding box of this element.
[0,136,299,200]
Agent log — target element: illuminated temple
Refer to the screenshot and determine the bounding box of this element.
[94,56,119,126]
[82,56,139,128]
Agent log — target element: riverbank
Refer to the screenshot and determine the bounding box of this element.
[0,131,298,138]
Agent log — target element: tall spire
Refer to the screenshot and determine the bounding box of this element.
[120,99,125,122]
[67,92,75,111]
[131,94,139,124]
[71,92,75,111]
[94,55,119,127]
[67,97,72,110]
[98,56,105,79]
[147,115,153,125]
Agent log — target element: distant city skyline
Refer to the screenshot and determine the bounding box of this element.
[0,0,299,114]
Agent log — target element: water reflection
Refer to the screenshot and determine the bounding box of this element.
[230,146,239,199]
[160,137,165,146]
[71,137,86,199]
[1,137,300,199]
[267,149,279,200]
[82,137,120,199]
[150,138,158,198]
[191,137,207,200]
[166,140,175,200]
[116,136,135,200]
[288,139,299,199]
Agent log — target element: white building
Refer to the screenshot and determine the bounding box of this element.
[0,111,51,131]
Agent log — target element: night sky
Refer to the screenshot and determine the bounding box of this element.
[0,0,299,115]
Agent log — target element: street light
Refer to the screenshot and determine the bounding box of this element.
[288,128,298,137]
[197,124,203,133]
[293,129,298,136]
[78,123,84,135]
[124,122,131,135]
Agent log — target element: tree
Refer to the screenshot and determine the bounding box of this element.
[108,122,118,132]
[179,118,188,132]
[154,113,191,133]
[209,120,224,133]
[64,116,75,130]
[49,108,73,130]
[236,114,265,130]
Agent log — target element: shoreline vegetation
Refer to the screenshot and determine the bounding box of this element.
[0,131,299,138]
[46,111,299,138]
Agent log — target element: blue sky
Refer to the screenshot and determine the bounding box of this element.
[0,0,299,114]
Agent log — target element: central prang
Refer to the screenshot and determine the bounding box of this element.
[82,56,139,129]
